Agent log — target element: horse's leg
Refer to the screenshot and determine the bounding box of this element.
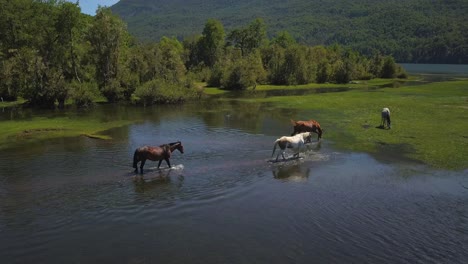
[134,161,139,173]
[275,149,282,161]
[157,159,163,169]
[293,150,299,159]
[140,159,146,174]
[165,158,171,168]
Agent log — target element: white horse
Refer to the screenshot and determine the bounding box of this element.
[271,132,312,161]
[381,107,391,129]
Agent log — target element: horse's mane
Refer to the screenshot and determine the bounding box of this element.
[168,141,181,146]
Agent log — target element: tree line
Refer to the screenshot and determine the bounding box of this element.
[112,0,468,64]
[0,0,405,109]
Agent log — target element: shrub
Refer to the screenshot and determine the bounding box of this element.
[380,56,396,78]
[133,79,198,106]
[69,81,99,108]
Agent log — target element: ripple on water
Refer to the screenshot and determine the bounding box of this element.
[1,111,468,263]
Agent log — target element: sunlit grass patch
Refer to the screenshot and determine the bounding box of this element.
[203,87,230,95]
[0,116,132,150]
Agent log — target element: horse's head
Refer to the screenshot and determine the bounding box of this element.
[302,132,312,142]
[317,127,323,139]
[174,141,184,154]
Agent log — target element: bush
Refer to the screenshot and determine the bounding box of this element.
[69,81,99,108]
[101,79,123,103]
[380,56,396,78]
[133,79,198,106]
[396,65,408,79]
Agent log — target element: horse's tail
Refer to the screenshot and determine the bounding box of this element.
[133,149,139,169]
[271,140,279,158]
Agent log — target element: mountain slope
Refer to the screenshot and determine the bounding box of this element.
[111,0,468,63]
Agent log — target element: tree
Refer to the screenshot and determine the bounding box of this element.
[157,37,186,83]
[87,7,129,102]
[198,19,225,68]
[271,31,296,49]
[222,52,266,90]
[54,1,83,83]
[227,18,267,56]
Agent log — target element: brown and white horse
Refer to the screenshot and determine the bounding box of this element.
[133,141,184,173]
[271,132,312,161]
[291,119,323,142]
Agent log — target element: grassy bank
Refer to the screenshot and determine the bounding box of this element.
[233,79,468,169]
[0,116,133,150]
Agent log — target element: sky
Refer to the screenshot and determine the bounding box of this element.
[67,0,120,15]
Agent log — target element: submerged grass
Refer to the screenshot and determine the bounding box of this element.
[233,79,468,169]
[0,116,132,150]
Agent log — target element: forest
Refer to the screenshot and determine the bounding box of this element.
[0,0,405,109]
[112,0,468,64]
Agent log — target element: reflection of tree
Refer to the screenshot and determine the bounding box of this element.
[272,164,310,182]
[196,98,302,136]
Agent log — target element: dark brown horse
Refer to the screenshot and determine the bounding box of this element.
[133,141,184,173]
[291,119,323,142]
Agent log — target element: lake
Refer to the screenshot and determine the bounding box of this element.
[400,63,468,76]
[1,72,467,263]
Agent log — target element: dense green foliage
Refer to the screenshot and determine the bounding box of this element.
[111,0,468,64]
[0,0,404,108]
[186,19,406,91]
[0,0,198,107]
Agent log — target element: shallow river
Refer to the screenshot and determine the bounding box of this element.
[1,80,467,263]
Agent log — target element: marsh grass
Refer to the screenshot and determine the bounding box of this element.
[0,116,132,150]
[232,79,468,169]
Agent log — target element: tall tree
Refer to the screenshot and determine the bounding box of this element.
[87,7,129,102]
[228,18,267,56]
[198,19,225,68]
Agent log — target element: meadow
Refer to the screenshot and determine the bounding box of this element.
[235,78,468,169]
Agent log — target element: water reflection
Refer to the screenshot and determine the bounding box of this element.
[272,164,310,182]
[217,87,352,99]
[133,171,185,194]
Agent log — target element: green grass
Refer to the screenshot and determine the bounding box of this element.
[202,87,230,95]
[0,116,133,150]
[230,79,468,169]
[0,98,27,108]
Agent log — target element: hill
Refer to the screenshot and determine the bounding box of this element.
[111,0,468,63]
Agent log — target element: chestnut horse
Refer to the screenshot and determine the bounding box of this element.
[291,119,323,142]
[271,132,312,161]
[133,141,184,173]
